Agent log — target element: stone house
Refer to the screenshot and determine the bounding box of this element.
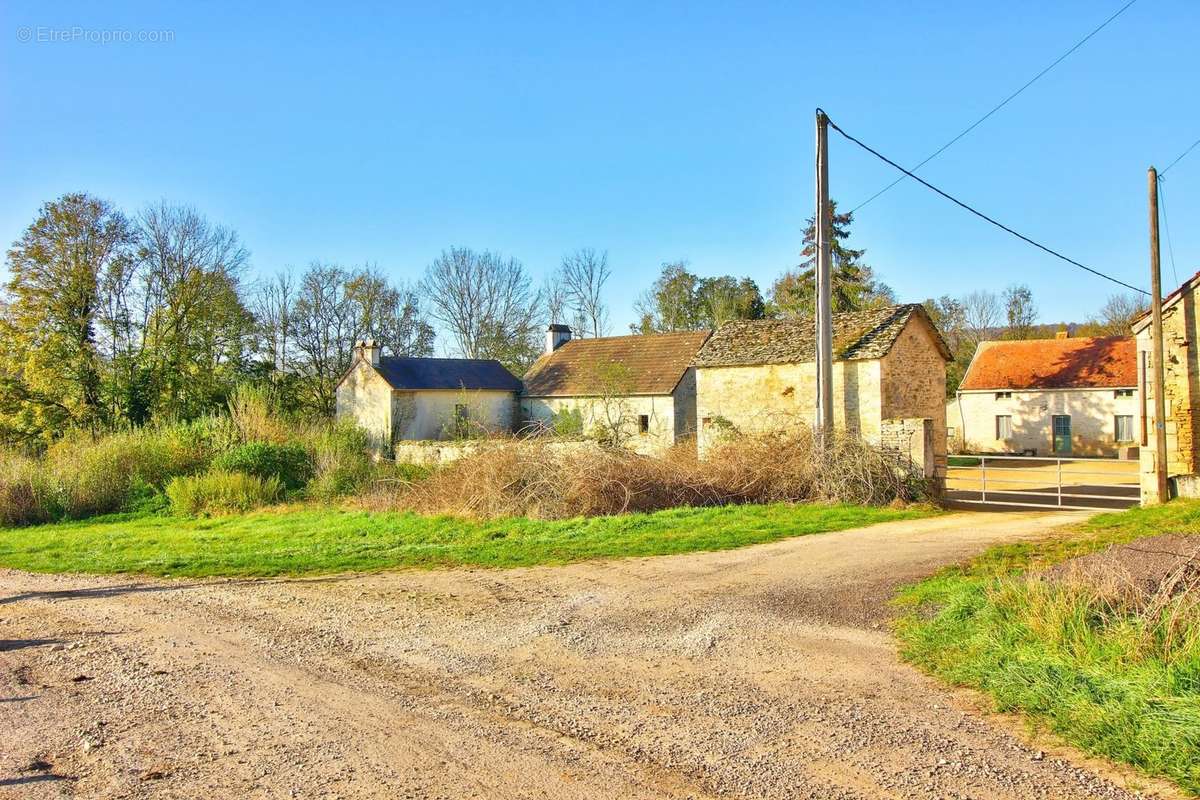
[520,326,711,455]
[948,334,1138,457]
[1132,270,1200,502]
[334,340,521,452]
[692,304,951,475]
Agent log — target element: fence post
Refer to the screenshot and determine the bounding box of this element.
[981,456,987,503]
[1057,459,1063,507]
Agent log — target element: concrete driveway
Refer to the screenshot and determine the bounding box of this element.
[0,510,1176,799]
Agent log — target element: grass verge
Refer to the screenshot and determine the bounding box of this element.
[895,501,1200,794]
[0,502,934,578]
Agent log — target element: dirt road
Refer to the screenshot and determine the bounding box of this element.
[0,510,1174,799]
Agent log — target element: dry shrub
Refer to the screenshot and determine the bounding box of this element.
[365,430,932,520]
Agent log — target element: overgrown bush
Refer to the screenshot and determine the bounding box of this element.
[165,470,283,516]
[0,453,58,527]
[305,422,375,500]
[364,430,932,520]
[212,441,313,491]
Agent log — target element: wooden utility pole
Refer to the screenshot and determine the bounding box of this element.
[1148,167,1170,504]
[815,109,834,433]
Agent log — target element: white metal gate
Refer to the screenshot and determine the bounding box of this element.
[945,455,1140,511]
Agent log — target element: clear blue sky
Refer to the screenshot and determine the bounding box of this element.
[2,1,1197,342]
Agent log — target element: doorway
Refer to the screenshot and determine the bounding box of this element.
[1052,415,1072,454]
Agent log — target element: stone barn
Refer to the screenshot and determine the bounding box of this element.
[1133,270,1200,502]
[335,340,521,452]
[520,326,710,454]
[692,304,951,475]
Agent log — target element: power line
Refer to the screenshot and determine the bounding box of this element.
[1157,176,1180,286]
[850,0,1140,214]
[1160,136,1200,177]
[822,111,1149,296]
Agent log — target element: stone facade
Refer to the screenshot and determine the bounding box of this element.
[695,315,947,472]
[1134,282,1200,502]
[950,388,1138,457]
[881,417,935,478]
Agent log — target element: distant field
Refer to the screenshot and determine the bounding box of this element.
[0,502,936,578]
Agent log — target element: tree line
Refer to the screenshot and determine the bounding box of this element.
[1,191,1146,444]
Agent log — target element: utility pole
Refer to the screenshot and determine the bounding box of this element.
[815,109,834,434]
[1148,167,1170,504]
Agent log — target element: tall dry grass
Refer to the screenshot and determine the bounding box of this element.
[364,430,932,520]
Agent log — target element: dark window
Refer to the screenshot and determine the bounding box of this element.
[995,391,1012,400]
[1114,389,1134,398]
[638,414,650,434]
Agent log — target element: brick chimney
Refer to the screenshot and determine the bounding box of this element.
[546,324,571,355]
[357,339,382,366]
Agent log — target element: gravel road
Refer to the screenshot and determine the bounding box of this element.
[0,510,1179,799]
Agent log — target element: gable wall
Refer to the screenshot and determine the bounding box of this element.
[335,359,393,452]
[879,316,948,471]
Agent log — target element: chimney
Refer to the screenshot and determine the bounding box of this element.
[1056,329,1069,340]
[361,338,381,366]
[546,324,572,354]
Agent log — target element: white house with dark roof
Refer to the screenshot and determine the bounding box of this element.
[335,339,521,451]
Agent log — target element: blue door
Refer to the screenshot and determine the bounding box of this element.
[1052,415,1071,454]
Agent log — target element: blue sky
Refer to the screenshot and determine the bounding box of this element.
[2,1,1197,343]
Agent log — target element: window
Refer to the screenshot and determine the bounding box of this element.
[995,415,1012,440]
[638,414,650,434]
[1114,389,1134,398]
[1115,415,1134,443]
[995,391,1012,400]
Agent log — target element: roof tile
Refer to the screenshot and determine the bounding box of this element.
[522,331,710,396]
[959,337,1135,391]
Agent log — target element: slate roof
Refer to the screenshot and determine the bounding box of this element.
[693,304,949,368]
[522,331,711,397]
[959,337,1136,391]
[371,357,522,392]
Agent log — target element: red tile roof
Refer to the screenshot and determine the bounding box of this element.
[960,337,1136,391]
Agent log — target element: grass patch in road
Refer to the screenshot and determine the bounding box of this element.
[0,502,935,578]
[895,501,1200,795]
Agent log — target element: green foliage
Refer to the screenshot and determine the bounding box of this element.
[212,441,313,491]
[631,261,765,333]
[305,422,374,500]
[165,470,283,516]
[770,200,894,318]
[0,502,933,577]
[895,501,1200,794]
[551,407,584,436]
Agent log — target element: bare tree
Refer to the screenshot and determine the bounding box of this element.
[419,247,542,370]
[558,248,611,338]
[961,290,1002,347]
[253,271,294,373]
[1095,292,1148,336]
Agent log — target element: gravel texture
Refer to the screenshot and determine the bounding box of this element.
[0,509,1180,799]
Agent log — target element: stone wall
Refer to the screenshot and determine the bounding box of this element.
[694,359,882,455]
[880,316,948,474]
[881,417,935,478]
[1137,288,1200,502]
[394,438,602,466]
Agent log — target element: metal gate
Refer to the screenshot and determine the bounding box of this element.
[945,454,1140,511]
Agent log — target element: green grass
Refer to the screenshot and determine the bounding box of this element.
[0,502,934,578]
[895,501,1200,794]
[947,455,982,467]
